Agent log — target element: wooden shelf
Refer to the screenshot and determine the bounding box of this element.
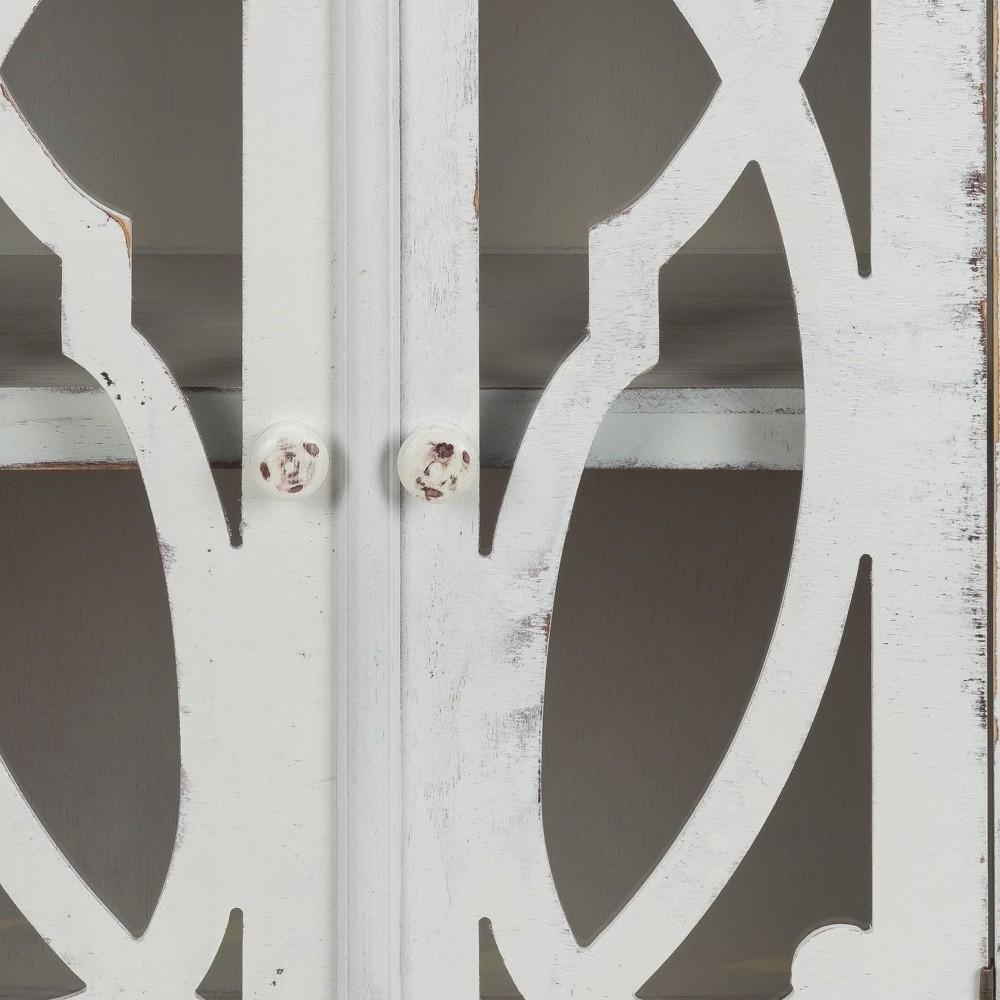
[0,252,804,469]
[0,254,241,390]
[481,251,802,389]
[482,387,803,471]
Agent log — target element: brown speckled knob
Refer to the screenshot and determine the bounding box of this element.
[397,422,478,503]
[252,422,330,500]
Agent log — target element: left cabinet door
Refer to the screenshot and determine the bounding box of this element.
[0,2,341,997]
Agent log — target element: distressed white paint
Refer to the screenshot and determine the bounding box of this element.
[481,387,804,470]
[399,0,481,995]
[0,386,800,471]
[0,387,240,468]
[993,0,1000,984]
[0,1,230,991]
[331,0,403,998]
[0,1,987,997]
[0,2,338,998]
[238,2,338,998]
[400,2,989,999]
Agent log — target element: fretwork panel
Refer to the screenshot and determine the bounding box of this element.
[399,1,989,998]
[0,2,339,998]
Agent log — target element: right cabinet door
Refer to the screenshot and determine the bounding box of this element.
[395,2,991,998]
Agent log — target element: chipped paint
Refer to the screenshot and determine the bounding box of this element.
[398,0,990,997]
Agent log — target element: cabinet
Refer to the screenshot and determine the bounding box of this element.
[0,1,993,999]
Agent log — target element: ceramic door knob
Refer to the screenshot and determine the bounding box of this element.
[252,422,330,500]
[397,422,477,503]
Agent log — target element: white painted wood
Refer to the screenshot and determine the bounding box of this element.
[0,250,798,389]
[239,2,338,998]
[993,0,1000,984]
[481,387,804,471]
[0,387,240,468]
[0,468,873,1000]
[399,0,481,997]
[332,0,402,997]
[0,3,237,994]
[0,250,805,471]
[0,2,339,998]
[0,1,985,998]
[0,386,801,472]
[399,2,989,999]
[0,469,242,998]
[481,6,862,992]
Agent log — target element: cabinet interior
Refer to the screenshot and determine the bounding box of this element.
[479,0,869,395]
[0,0,241,426]
[0,0,868,469]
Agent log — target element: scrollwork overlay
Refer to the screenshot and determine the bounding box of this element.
[481,2,868,996]
[0,4,235,996]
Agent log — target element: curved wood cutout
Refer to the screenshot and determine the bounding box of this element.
[0,4,236,996]
[482,1,868,995]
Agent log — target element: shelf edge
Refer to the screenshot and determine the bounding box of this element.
[0,387,241,469]
[0,386,804,471]
[482,387,804,471]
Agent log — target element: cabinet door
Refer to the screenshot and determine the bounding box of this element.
[384,2,992,998]
[0,2,339,997]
